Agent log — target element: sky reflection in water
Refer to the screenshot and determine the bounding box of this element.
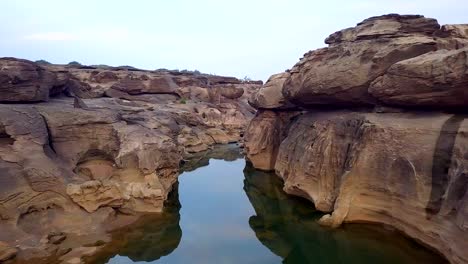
[95,146,445,264]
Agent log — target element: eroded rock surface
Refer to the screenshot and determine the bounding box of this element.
[369,47,468,108]
[245,14,468,264]
[249,72,295,109]
[0,60,261,263]
[244,110,300,171]
[282,14,468,108]
[0,58,56,102]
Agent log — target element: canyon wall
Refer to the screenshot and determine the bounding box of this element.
[0,60,261,263]
[244,14,468,264]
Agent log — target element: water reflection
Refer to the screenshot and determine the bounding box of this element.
[180,144,244,172]
[84,188,182,263]
[243,165,446,264]
[89,145,446,264]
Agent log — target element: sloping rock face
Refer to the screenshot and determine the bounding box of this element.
[245,14,468,264]
[244,110,300,171]
[369,47,468,108]
[0,59,261,263]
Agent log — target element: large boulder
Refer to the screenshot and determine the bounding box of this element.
[219,85,244,99]
[369,47,468,108]
[147,76,179,94]
[324,14,439,44]
[0,58,57,102]
[249,72,294,109]
[283,14,443,107]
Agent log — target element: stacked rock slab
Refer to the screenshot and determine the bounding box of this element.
[244,14,468,264]
[0,58,261,263]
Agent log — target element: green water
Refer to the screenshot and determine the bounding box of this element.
[88,145,446,264]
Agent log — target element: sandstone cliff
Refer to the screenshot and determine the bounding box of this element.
[0,59,261,263]
[244,14,468,264]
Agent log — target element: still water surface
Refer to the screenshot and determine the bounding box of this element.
[89,146,446,264]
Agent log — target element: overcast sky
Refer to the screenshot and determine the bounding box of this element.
[1,0,467,80]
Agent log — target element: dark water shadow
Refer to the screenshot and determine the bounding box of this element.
[83,187,182,264]
[243,164,447,264]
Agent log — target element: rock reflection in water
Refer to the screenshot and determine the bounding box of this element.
[86,145,446,264]
[180,143,244,172]
[243,164,446,264]
[83,187,182,264]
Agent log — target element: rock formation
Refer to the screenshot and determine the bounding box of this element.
[0,59,261,263]
[244,14,468,264]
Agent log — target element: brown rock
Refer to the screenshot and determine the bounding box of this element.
[110,78,146,95]
[0,57,261,263]
[91,71,118,83]
[148,76,179,94]
[67,181,123,213]
[219,85,244,99]
[244,13,468,264]
[325,14,439,44]
[275,112,365,212]
[0,241,17,261]
[266,111,468,264]
[249,72,294,109]
[283,36,437,106]
[47,231,67,245]
[0,58,56,102]
[244,110,300,171]
[437,24,468,39]
[369,47,468,108]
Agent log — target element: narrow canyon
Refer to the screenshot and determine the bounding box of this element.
[0,13,466,264]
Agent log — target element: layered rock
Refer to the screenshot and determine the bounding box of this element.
[283,14,468,108]
[0,58,56,102]
[245,14,468,264]
[369,47,468,108]
[0,58,261,263]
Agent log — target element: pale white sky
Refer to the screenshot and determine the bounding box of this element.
[1,0,467,80]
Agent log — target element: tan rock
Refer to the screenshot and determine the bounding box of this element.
[0,60,261,263]
[244,110,300,171]
[272,111,468,264]
[249,72,294,109]
[67,181,123,213]
[369,47,468,108]
[325,14,439,44]
[0,241,17,261]
[283,36,437,106]
[0,58,56,102]
[219,85,244,99]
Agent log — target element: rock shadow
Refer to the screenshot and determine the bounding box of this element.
[426,115,466,216]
